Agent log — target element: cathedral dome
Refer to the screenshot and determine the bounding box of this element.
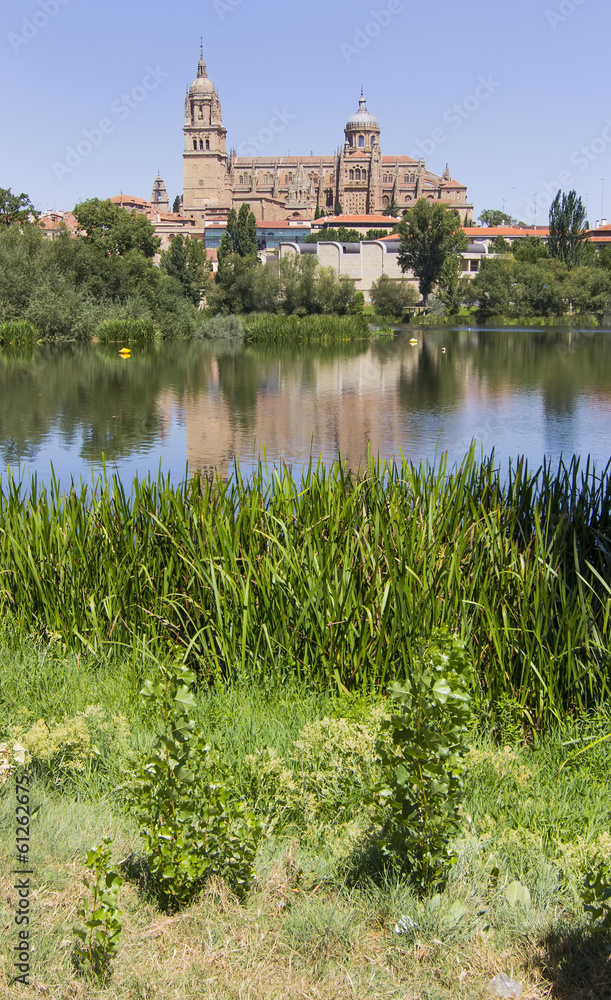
[346,91,379,130]
[190,75,215,97]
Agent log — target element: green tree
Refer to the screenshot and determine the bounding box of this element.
[397,199,468,303]
[161,235,210,305]
[548,189,587,268]
[491,235,513,254]
[437,254,469,314]
[478,209,515,227]
[74,199,160,258]
[172,195,181,214]
[513,234,550,263]
[218,205,258,271]
[382,198,400,217]
[468,256,514,320]
[0,188,39,227]
[370,274,419,318]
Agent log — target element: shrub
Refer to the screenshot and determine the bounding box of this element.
[244,707,388,831]
[372,632,473,892]
[128,662,263,912]
[72,838,124,984]
[16,707,131,788]
[370,274,419,318]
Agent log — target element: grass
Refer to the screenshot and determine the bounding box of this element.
[1,449,610,725]
[96,318,161,344]
[1,634,611,998]
[0,319,40,345]
[243,313,370,344]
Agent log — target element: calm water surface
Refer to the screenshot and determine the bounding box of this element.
[1,326,611,488]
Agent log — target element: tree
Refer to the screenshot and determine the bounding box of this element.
[513,235,549,264]
[437,254,469,314]
[397,199,468,303]
[370,274,419,318]
[382,198,400,217]
[172,195,182,214]
[0,188,39,227]
[548,189,588,268]
[491,235,513,254]
[478,209,515,228]
[217,205,258,270]
[74,199,160,258]
[160,235,211,305]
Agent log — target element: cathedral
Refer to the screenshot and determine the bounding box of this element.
[182,47,472,225]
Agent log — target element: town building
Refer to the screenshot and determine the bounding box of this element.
[182,46,473,226]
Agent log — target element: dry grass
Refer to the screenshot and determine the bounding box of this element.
[2,802,608,1000]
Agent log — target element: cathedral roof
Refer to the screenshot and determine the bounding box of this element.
[346,91,379,130]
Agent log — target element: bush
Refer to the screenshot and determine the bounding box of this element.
[372,632,473,892]
[370,274,419,318]
[128,662,263,912]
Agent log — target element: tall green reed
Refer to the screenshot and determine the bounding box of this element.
[1,448,610,725]
[243,313,369,345]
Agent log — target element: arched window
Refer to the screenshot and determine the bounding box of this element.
[206,139,210,150]
[193,140,197,150]
[382,195,389,207]
[362,170,367,181]
[199,139,204,150]
[405,195,411,203]
[358,135,365,148]
[349,169,354,181]
[239,175,244,184]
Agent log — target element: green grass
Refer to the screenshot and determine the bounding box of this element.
[96,318,160,344]
[243,312,370,344]
[1,449,610,724]
[2,638,611,998]
[0,319,40,345]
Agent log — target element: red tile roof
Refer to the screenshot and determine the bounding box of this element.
[463,226,550,238]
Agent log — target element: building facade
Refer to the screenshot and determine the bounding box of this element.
[182,47,473,226]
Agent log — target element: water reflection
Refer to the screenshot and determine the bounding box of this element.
[1,327,610,487]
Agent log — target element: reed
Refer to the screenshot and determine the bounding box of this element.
[96,318,160,344]
[1,449,610,725]
[243,313,369,345]
[0,319,39,345]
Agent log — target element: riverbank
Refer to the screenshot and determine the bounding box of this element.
[1,635,610,998]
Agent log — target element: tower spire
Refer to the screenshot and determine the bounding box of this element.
[197,40,207,78]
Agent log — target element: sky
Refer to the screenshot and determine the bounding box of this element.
[1,0,610,226]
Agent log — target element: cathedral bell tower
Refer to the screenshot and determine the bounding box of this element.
[182,45,231,223]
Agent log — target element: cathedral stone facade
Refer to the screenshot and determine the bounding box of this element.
[182,47,472,225]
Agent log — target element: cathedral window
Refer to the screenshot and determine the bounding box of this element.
[382,195,389,207]
[199,140,204,150]
[349,169,354,181]
[193,140,197,150]
[358,135,365,148]
[206,139,210,150]
[362,170,367,181]
[355,168,361,181]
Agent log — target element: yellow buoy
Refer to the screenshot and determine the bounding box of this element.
[409,338,418,345]
[119,348,131,357]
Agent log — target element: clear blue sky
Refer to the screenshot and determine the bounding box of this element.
[1,0,609,225]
